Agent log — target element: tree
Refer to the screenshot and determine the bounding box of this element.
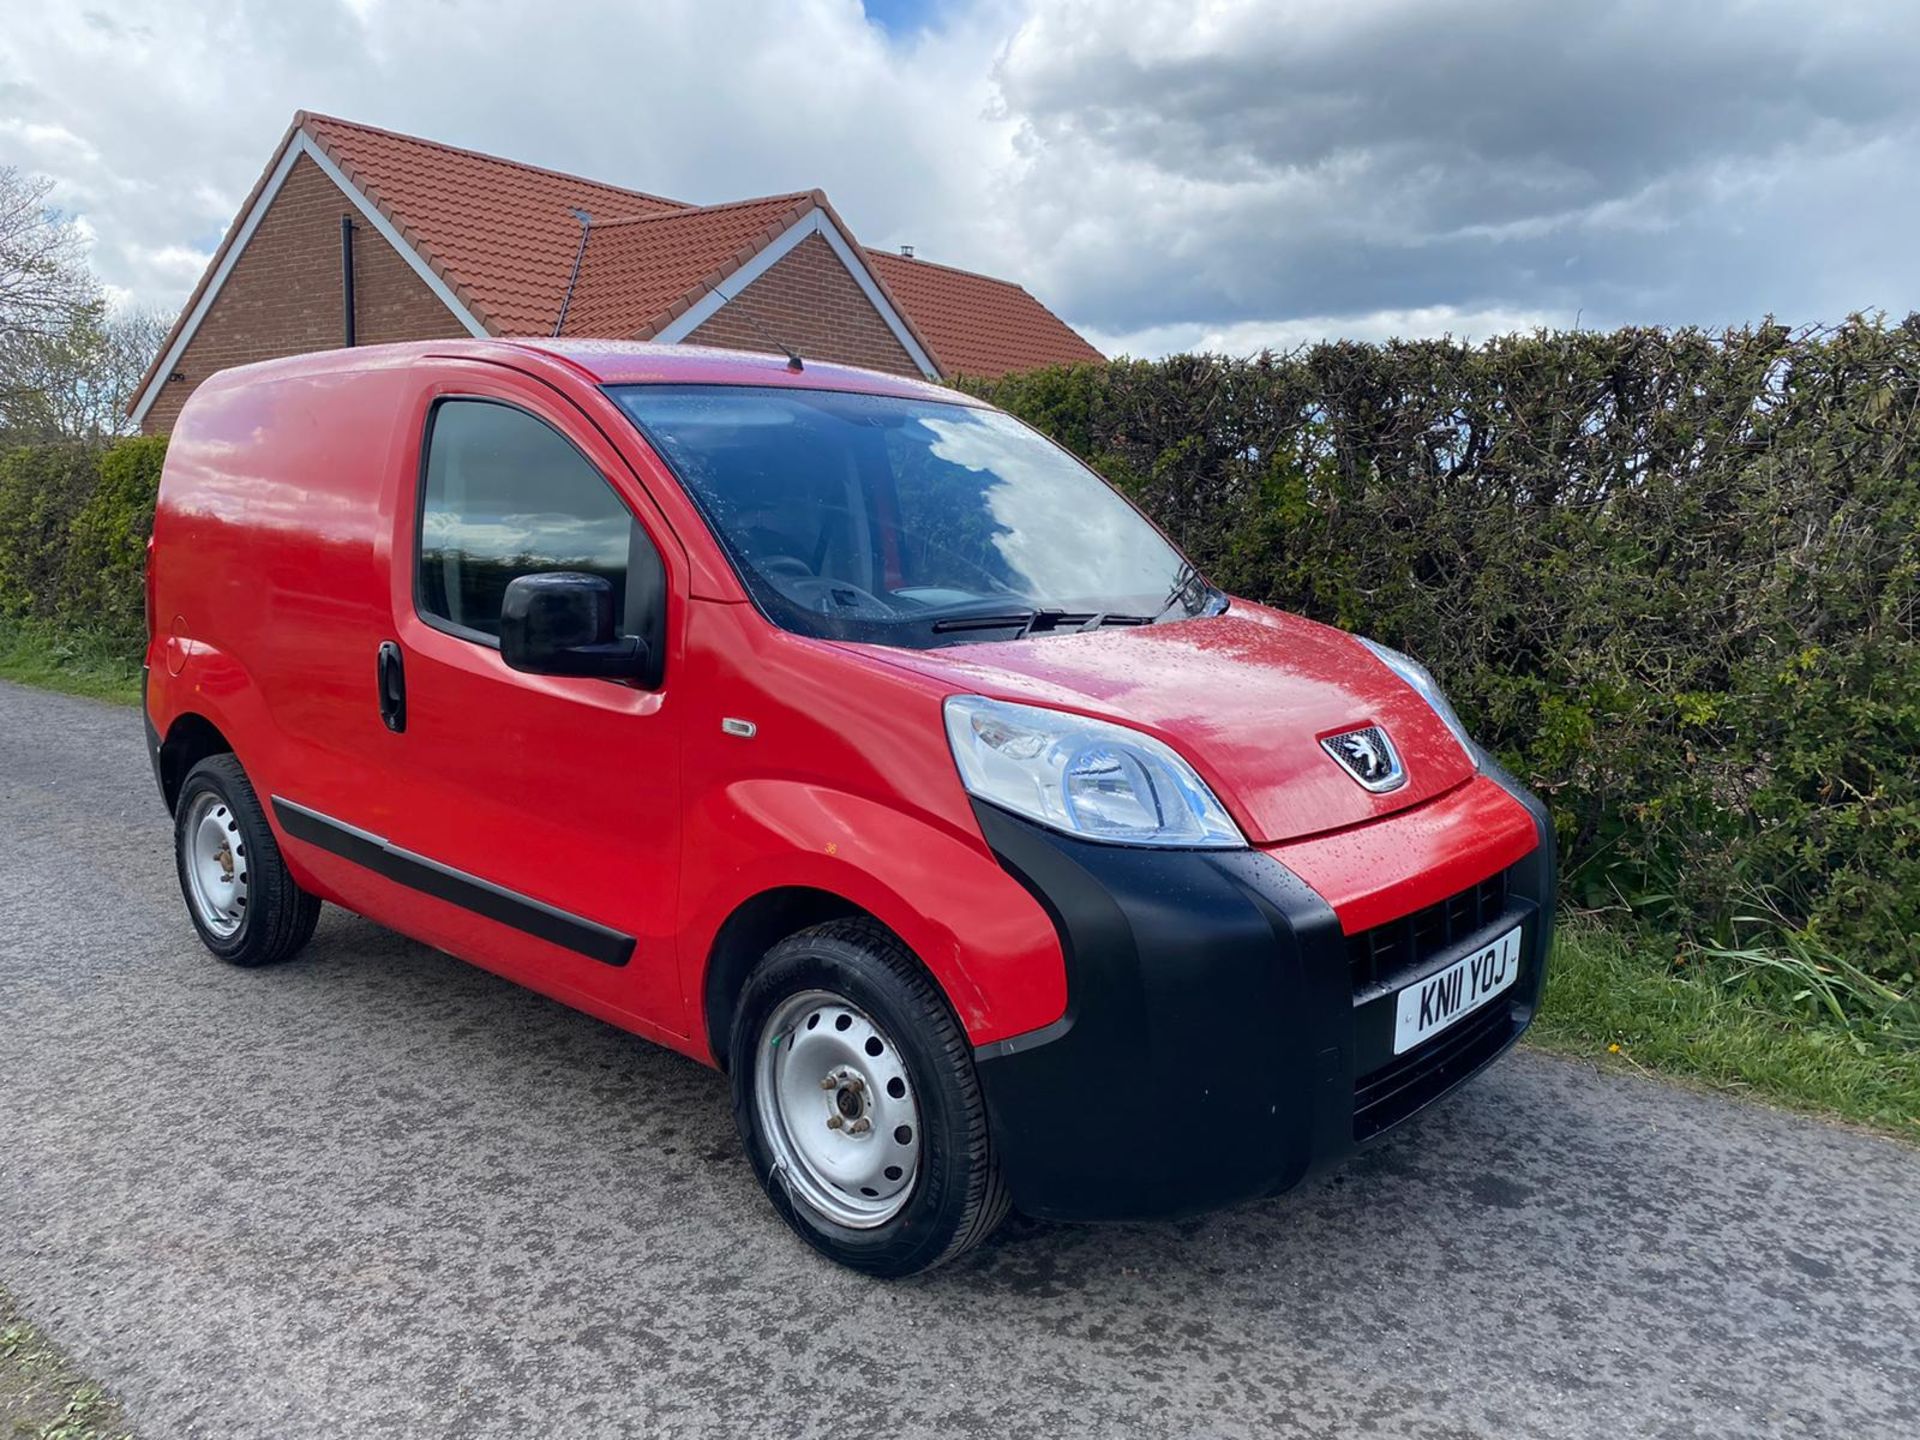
[0,301,169,441]
[0,165,91,341]
[0,165,163,443]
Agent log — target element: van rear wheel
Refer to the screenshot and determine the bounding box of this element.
[173,755,320,967]
[730,919,1009,1277]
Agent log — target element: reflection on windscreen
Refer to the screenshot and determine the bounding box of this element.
[610,385,1212,647]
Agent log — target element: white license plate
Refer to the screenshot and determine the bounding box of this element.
[1393,924,1522,1055]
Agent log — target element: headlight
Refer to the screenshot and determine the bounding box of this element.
[1357,637,1478,765]
[944,696,1244,848]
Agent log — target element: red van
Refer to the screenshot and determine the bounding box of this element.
[145,340,1553,1275]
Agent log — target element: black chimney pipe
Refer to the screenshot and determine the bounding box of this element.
[340,216,357,347]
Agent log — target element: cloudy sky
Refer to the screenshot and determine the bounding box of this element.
[4,0,1918,357]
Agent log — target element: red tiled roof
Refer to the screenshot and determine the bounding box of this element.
[302,112,687,335]
[558,192,819,339]
[136,112,1103,414]
[864,249,1104,377]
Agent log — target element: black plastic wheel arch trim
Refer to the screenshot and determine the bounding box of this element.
[141,666,167,808]
[269,796,635,967]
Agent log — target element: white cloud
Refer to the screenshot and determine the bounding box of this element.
[0,1,1024,320]
[3,0,1918,354]
[992,0,1920,335]
[1084,305,1572,361]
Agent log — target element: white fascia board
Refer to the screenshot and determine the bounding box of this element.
[651,209,824,343]
[813,218,941,380]
[654,207,942,380]
[130,130,487,426]
[296,134,490,340]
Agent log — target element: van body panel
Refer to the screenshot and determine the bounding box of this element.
[147,351,415,924]
[837,601,1478,846]
[369,360,691,1033]
[1263,773,1541,934]
[675,779,1065,1045]
[671,601,1068,1049]
[273,796,700,1057]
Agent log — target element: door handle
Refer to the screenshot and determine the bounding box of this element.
[376,641,407,733]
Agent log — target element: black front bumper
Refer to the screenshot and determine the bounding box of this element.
[971,761,1555,1223]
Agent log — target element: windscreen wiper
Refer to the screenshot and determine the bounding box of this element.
[928,609,1044,635]
[929,609,1155,638]
[1152,561,1224,622]
[930,608,1085,637]
[1154,561,1202,621]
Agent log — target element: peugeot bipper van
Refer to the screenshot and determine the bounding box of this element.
[145,340,1554,1276]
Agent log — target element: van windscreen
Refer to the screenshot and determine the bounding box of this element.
[609,385,1219,648]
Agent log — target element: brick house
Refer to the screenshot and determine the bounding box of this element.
[130,112,1103,433]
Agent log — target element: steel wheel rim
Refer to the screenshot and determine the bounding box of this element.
[754,989,922,1229]
[182,792,249,938]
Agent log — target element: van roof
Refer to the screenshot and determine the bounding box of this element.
[196,338,986,406]
[521,339,978,403]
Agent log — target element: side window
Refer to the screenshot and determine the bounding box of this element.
[418,400,651,643]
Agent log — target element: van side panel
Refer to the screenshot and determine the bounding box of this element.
[673,602,1070,1050]
[148,354,412,918]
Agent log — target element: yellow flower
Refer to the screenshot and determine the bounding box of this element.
[1608,1043,1621,1054]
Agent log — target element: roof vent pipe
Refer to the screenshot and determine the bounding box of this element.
[553,208,592,337]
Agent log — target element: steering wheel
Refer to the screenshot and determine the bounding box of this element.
[756,554,815,580]
[780,574,892,616]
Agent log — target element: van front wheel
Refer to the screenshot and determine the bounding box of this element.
[173,755,320,967]
[730,920,1009,1276]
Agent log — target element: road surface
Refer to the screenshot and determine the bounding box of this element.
[1,680,1915,1437]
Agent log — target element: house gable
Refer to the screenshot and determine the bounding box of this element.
[557,192,818,340]
[562,195,940,379]
[132,127,487,433]
[137,153,472,434]
[682,230,924,377]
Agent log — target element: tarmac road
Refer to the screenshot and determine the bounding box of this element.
[2,679,1916,1438]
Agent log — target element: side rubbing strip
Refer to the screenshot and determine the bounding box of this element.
[271,797,635,967]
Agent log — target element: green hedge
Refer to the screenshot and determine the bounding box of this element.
[969,320,1920,986]
[0,435,164,646]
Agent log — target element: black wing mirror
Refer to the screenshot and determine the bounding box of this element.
[500,572,652,681]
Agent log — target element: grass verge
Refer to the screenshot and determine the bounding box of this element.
[0,1290,130,1440]
[0,623,141,707]
[1535,919,1920,1138]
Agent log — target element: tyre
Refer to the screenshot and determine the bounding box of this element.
[173,754,321,967]
[730,919,1009,1277]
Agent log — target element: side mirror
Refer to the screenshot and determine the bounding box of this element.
[500,572,652,681]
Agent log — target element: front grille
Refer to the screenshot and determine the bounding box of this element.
[1346,868,1510,994]
[1353,999,1516,1140]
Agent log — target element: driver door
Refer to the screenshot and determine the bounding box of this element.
[377,370,686,1037]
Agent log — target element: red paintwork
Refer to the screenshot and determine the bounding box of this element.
[530,338,979,405]
[1269,776,1540,934]
[844,601,1476,846]
[147,339,1539,1063]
